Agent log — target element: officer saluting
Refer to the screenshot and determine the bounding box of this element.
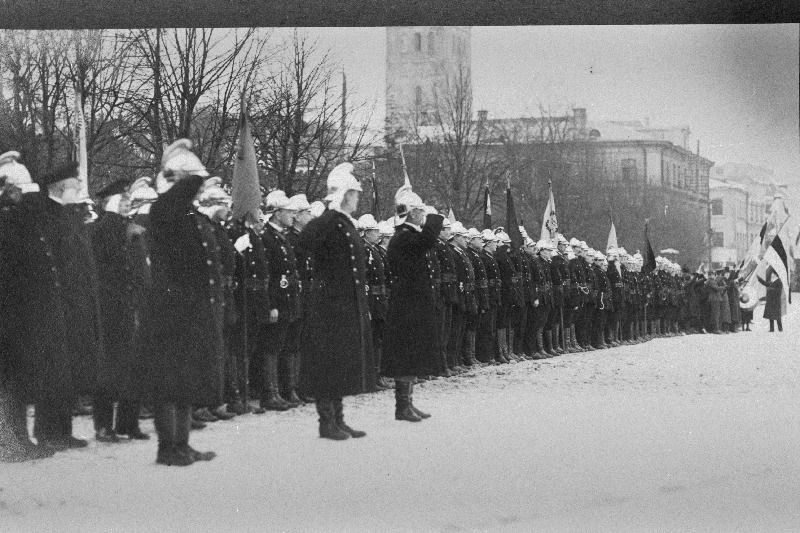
[382,183,444,422]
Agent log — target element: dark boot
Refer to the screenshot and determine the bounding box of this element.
[495,328,510,364]
[155,404,193,467]
[543,329,557,357]
[334,398,365,438]
[466,330,485,367]
[176,404,215,462]
[394,380,422,422]
[533,328,547,358]
[407,380,430,419]
[262,355,291,411]
[317,399,350,440]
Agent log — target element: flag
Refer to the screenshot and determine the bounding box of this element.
[540,181,558,241]
[399,144,412,189]
[763,233,791,308]
[643,220,657,273]
[506,186,523,248]
[73,87,88,198]
[606,221,618,252]
[483,183,492,230]
[371,160,379,217]
[447,208,456,224]
[231,93,262,223]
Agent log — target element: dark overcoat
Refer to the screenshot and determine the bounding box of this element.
[298,209,375,397]
[382,214,445,377]
[727,279,742,325]
[364,241,388,322]
[90,211,150,398]
[759,275,784,320]
[261,223,301,323]
[136,176,225,406]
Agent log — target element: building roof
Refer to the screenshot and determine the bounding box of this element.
[709,178,747,192]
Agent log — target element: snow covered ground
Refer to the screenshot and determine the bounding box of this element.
[2,305,800,533]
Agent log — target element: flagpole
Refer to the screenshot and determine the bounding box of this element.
[371,159,379,217]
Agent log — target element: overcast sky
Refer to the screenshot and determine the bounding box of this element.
[273,24,799,184]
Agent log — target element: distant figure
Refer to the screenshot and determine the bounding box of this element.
[758,269,784,332]
[739,280,753,332]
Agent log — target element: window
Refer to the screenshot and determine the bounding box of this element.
[621,159,637,181]
[711,198,723,215]
[428,32,435,53]
[415,86,422,107]
[712,232,725,247]
[414,33,422,51]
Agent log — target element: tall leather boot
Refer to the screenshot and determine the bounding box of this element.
[570,325,583,352]
[407,380,430,419]
[155,404,194,466]
[533,328,548,358]
[394,380,422,422]
[544,329,557,357]
[317,399,350,440]
[495,329,510,364]
[554,324,566,354]
[175,404,215,462]
[333,398,365,438]
[284,353,303,406]
[261,355,291,411]
[507,328,519,361]
[468,331,486,367]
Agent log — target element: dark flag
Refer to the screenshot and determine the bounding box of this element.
[506,186,523,248]
[483,183,492,230]
[643,220,657,274]
[231,92,261,223]
[765,234,791,304]
[371,160,379,217]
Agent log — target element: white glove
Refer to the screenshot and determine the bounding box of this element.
[234,233,252,253]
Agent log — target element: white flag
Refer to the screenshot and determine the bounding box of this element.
[74,88,88,198]
[607,221,618,252]
[540,183,557,241]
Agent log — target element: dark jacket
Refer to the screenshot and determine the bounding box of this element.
[382,214,445,377]
[466,247,490,312]
[758,275,783,320]
[434,238,459,306]
[299,209,374,397]
[91,211,149,398]
[364,240,388,322]
[229,220,271,326]
[452,244,477,315]
[136,176,225,406]
[1,192,103,402]
[261,222,301,323]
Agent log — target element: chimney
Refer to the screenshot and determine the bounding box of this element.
[573,108,587,131]
[477,109,488,122]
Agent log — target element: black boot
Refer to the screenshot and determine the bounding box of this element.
[394,380,422,422]
[407,380,430,419]
[334,398,365,438]
[154,404,193,466]
[176,405,215,462]
[262,355,292,411]
[317,399,350,440]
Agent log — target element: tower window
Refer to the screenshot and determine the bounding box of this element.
[428,32,435,53]
[415,33,422,51]
[621,159,637,181]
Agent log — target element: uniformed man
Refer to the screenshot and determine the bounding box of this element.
[434,216,460,375]
[128,176,159,229]
[193,181,238,422]
[478,230,503,364]
[90,178,150,442]
[549,234,570,354]
[568,238,589,352]
[605,247,625,347]
[493,230,518,363]
[520,237,546,358]
[285,193,316,403]
[32,161,104,451]
[580,244,598,351]
[464,228,490,367]
[258,190,301,411]
[592,251,612,349]
[448,222,477,371]
[137,139,221,466]
[537,239,559,356]
[382,184,444,422]
[357,213,391,390]
[0,152,57,461]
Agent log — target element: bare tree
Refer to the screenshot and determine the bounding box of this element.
[250,31,377,199]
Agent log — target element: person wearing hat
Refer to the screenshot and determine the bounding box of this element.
[493,230,520,363]
[89,178,151,443]
[284,194,317,404]
[128,177,159,229]
[725,269,742,333]
[298,162,373,439]
[226,200,270,416]
[190,181,239,423]
[563,239,585,353]
[256,189,301,411]
[580,247,598,351]
[434,214,460,376]
[421,207,447,379]
[548,235,569,354]
[25,161,104,452]
[0,152,60,461]
[448,221,477,371]
[463,228,490,367]
[605,248,624,347]
[135,139,221,466]
[381,183,445,422]
[591,251,612,348]
[520,238,544,358]
[358,213,392,391]
[533,239,558,357]
[569,240,591,351]
[476,230,505,364]
[704,269,726,334]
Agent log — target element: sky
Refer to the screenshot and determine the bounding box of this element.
[270,24,799,186]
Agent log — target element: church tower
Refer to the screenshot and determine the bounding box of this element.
[385,26,472,142]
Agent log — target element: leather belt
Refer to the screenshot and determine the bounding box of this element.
[464,282,476,292]
[369,285,386,295]
[244,278,268,290]
[477,280,488,289]
[441,273,457,283]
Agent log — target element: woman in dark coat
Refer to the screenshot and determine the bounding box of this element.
[758,268,784,332]
[726,271,742,332]
[298,163,373,440]
[382,186,444,422]
[137,140,224,466]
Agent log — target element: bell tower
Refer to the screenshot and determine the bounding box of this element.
[385,26,472,142]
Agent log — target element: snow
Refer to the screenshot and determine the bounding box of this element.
[2,307,800,532]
